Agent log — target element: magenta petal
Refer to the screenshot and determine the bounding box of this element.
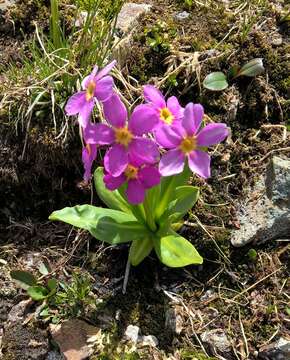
[83,123,98,144]
[188,150,210,178]
[95,60,116,81]
[129,138,159,165]
[197,123,228,146]
[143,85,166,108]
[82,144,97,181]
[167,96,183,121]
[65,91,86,116]
[104,173,126,191]
[85,123,114,145]
[126,179,145,204]
[182,103,204,136]
[159,149,185,176]
[94,76,114,102]
[81,66,98,89]
[104,144,128,177]
[79,99,95,128]
[139,166,161,189]
[103,93,127,128]
[154,125,182,149]
[129,104,159,135]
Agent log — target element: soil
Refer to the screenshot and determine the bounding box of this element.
[0,0,289,359]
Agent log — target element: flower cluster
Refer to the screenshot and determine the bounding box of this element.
[65,61,229,204]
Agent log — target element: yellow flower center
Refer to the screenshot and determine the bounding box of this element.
[114,127,133,147]
[159,107,174,125]
[86,80,96,101]
[124,164,138,180]
[179,136,197,154]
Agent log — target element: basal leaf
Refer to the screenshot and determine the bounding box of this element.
[27,286,49,301]
[203,72,229,91]
[154,233,203,267]
[129,237,153,266]
[49,205,149,244]
[10,270,37,290]
[238,58,264,77]
[94,167,132,214]
[158,186,199,228]
[155,166,191,219]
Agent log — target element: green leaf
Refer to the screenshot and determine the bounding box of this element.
[47,278,57,292]
[27,286,49,301]
[203,72,229,91]
[49,205,149,244]
[94,167,132,214]
[10,270,37,290]
[154,233,203,267]
[227,65,240,79]
[155,166,191,219]
[238,58,264,77]
[129,237,153,266]
[159,186,199,227]
[38,261,51,276]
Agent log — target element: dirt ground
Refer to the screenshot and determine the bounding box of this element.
[0,0,289,359]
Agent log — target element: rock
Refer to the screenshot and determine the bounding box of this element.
[138,335,159,347]
[124,325,140,344]
[7,299,32,324]
[201,329,233,359]
[165,307,183,335]
[0,0,15,11]
[46,351,65,360]
[271,33,283,47]
[2,323,49,360]
[231,156,290,247]
[258,337,290,360]
[174,11,190,21]
[50,319,100,360]
[116,3,151,35]
[113,2,152,67]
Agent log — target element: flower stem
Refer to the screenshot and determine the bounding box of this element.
[143,194,157,232]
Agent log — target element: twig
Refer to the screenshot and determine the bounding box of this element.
[122,256,131,295]
[260,147,290,163]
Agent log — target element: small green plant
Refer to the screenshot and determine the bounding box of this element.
[144,21,174,52]
[247,248,258,262]
[11,264,96,322]
[203,58,265,91]
[10,262,57,301]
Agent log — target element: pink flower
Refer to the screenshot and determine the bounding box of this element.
[143,85,184,127]
[65,61,116,128]
[157,103,228,178]
[91,93,160,177]
[104,160,161,204]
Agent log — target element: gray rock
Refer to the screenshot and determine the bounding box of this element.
[124,325,140,344]
[7,299,32,324]
[231,156,290,247]
[271,33,283,47]
[258,337,290,360]
[174,11,190,21]
[113,3,151,67]
[46,351,65,360]
[116,3,151,34]
[201,329,233,359]
[138,335,159,347]
[0,0,15,11]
